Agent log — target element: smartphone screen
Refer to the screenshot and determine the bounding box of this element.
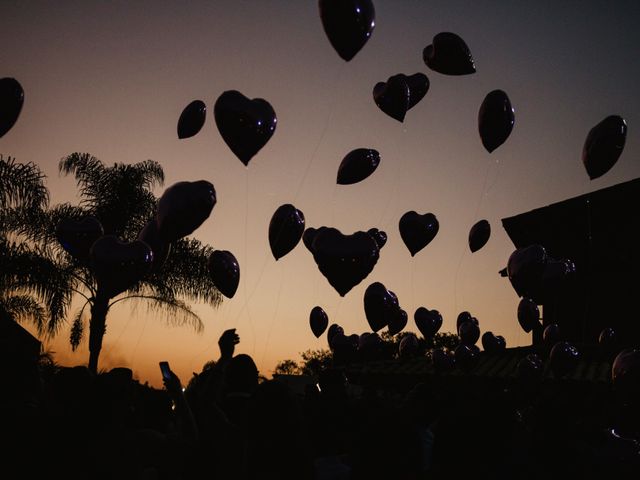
[159,361,171,381]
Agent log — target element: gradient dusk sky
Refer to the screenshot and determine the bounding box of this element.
[2,1,639,387]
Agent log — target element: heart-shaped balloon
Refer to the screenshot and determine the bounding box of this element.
[309,227,380,296]
[468,219,491,253]
[137,220,172,271]
[423,32,476,76]
[373,75,410,122]
[0,77,24,138]
[90,235,153,298]
[309,306,329,338]
[399,333,419,358]
[459,321,480,346]
[177,100,206,139]
[414,307,442,338]
[481,331,506,353]
[582,115,627,180]
[366,228,387,249]
[454,344,479,372]
[542,323,560,344]
[336,148,380,185]
[399,211,439,256]
[456,311,478,331]
[208,250,240,299]
[327,323,344,349]
[269,204,305,260]
[364,282,399,332]
[612,349,640,402]
[478,90,515,153]
[432,348,455,372]
[319,0,375,61]
[517,353,543,380]
[598,327,616,348]
[330,332,358,364]
[214,90,276,166]
[549,341,579,378]
[156,180,216,241]
[55,216,104,261]
[507,245,547,298]
[387,308,408,336]
[405,73,430,110]
[517,298,540,333]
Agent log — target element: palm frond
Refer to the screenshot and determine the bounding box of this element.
[142,237,223,307]
[0,294,47,334]
[0,155,49,211]
[69,304,88,351]
[111,292,204,333]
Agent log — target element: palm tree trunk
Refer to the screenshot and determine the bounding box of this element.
[88,292,109,374]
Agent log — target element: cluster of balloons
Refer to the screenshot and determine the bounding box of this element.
[54,180,218,299]
[177,90,277,168]
[507,244,576,308]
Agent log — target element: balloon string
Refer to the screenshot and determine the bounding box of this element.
[260,261,285,369]
[293,62,346,203]
[129,311,149,366]
[242,168,257,355]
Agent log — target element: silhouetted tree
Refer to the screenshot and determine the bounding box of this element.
[273,359,301,375]
[2,153,222,373]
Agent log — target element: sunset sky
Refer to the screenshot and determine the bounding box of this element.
[2,1,639,387]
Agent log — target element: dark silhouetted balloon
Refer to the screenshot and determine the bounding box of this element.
[517,353,543,380]
[337,148,380,185]
[598,327,616,348]
[543,323,560,344]
[414,307,442,338]
[302,228,317,252]
[481,331,506,353]
[214,90,276,166]
[468,219,491,253]
[517,298,540,333]
[309,306,329,338]
[459,321,480,346]
[319,0,375,61]
[157,180,216,241]
[478,90,514,153]
[456,311,478,331]
[138,220,171,271]
[583,115,627,180]
[455,344,479,371]
[208,250,240,299]
[177,100,206,139]
[309,227,380,296]
[373,75,410,122]
[364,282,399,332]
[549,341,579,378]
[90,235,153,298]
[327,323,344,348]
[399,211,439,256]
[399,333,419,358]
[359,332,384,360]
[406,73,430,110]
[432,348,456,372]
[507,245,547,298]
[388,308,408,335]
[268,204,305,260]
[56,216,104,261]
[0,77,24,138]
[366,228,387,249]
[423,32,475,75]
[612,349,640,403]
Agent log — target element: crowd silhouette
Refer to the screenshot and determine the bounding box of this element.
[2,317,639,480]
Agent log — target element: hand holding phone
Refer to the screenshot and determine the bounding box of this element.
[159,361,172,382]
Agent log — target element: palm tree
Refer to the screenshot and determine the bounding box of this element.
[0,155,67,334]
[3,153,222,373]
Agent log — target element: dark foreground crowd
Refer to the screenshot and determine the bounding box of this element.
[3,329,639,480]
